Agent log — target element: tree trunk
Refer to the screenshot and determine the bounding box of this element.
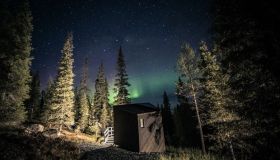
[30,108,33,121]
[229,141,236,160]
[191,84,206,154]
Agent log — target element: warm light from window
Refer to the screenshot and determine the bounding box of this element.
[140,118,144,128]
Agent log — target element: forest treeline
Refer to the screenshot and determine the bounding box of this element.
[1,0,280,160]
[161,0,280,160]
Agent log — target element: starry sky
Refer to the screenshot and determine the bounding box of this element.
[30,0,211,105]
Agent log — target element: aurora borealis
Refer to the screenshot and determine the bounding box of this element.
[30,0,210,105]
[107,71,177,104]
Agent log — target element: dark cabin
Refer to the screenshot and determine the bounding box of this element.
[113,103,165,153]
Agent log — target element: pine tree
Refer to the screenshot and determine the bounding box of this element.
[0,0,33,125]
[93,62,110,121]
[41,77,54,124]
[45,33,75,131]
[39,90,46,121]
[87,100,96,134]
[77,91,89,131]
[177,43,206,154]
[199,42,239,159]
[113,47,130,105]
[80,58,89,92]
[26,71,41,122]
[99,103,109,129]
[74,87,79,124]
[161,91,174,145]
[77,58,90,131]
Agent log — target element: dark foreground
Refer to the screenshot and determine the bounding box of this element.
[0,127,227,160]
[0,130,79,159]
[81,147,158,160]
[0,127,159,160]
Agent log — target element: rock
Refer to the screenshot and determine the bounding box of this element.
[25,124,44,134]
[42,128,60,138]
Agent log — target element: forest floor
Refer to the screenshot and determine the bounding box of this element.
[0,125,159,160]
[0,125,226,160]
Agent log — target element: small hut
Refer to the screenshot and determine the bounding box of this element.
[113,103,165,153]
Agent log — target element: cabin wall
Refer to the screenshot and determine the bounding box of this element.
[113,107,139,152]
[137,112,165,152]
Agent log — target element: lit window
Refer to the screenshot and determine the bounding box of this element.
[140,119,144,128]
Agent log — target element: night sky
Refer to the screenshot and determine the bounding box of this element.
[30,0,211,105]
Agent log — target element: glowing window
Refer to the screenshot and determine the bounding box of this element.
[140,119,144,128]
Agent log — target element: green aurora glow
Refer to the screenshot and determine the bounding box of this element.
[108,71,177,104]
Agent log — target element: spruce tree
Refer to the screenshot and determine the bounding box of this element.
[74,87,79,124]
[113,47,130,105]
[45,33,75,131]
[77,91,89,131]
[77,58,90,131]
[41,77,54,124]
[0,0,33,125]
[162,91,174,145]
[199,42,239,159]
[26,71,41,122]
[80,58,89,92]
[39,90,46,121]
[93,62,110,121]
[99,103,109,129]
[177,43,206,154]
[87,95,97,134]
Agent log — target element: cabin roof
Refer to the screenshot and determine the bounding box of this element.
[114,103,158,114]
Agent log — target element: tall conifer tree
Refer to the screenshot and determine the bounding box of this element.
[39,90,46,121]
[41,77,54,123]
[77,58,90,131]
[99,103,109,128]
[113,47,130,105]
[26,71,41,121]
[93,63,109,120]
[162,91,174,145]
[0,0,33,124]
[199,42,239,159]
[45,33,75,131]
